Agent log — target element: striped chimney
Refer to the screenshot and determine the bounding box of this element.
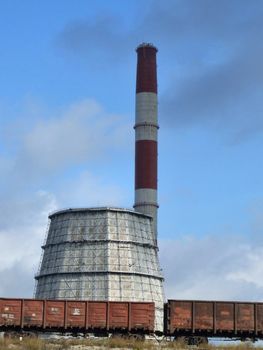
[134,43,159,240]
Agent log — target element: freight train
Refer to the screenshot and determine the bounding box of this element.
[1,297,263,344]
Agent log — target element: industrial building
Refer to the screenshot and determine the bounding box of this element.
[35,43,165,331]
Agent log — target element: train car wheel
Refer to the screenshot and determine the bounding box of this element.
[129,333,145,341]
[188,336,208,345]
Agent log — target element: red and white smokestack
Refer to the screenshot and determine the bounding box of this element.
[134,43,158,240]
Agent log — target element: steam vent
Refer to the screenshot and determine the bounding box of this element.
[35,44,165,331]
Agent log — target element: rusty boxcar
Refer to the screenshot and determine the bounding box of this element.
[166,299,263,342]
[3,297,263,342]
[0,298,155,334]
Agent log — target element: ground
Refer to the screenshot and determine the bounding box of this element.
[0,337,258,350]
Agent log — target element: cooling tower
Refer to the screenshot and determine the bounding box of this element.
[35,208,164,330]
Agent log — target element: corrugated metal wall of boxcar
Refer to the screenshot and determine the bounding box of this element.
[237,303,254,331]
[168,301,192,331]
[167,300,263,337]
[45,300,64,328]
[1,298,155,334]
[0,299,22,326]
[66,301,86,328]
[195,302,213,330]
[216,302,234,330]
[130,302,155,330]
[257,304,263,333]
[88,302,107,329]
[109,302,129,329]
[23,300,43,328]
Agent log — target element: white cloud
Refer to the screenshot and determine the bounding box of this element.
[160,235,263,302]
[56,170,127,208]
[11,98,130,181]
[0,190,58,297]
[23,99,101,170]
[226,248,263,288]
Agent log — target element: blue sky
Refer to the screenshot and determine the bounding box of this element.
[0,0,263,300]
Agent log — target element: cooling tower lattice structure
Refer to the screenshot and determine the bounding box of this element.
[35,208,164,330]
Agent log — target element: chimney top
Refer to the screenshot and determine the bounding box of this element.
[136,43,158,52]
